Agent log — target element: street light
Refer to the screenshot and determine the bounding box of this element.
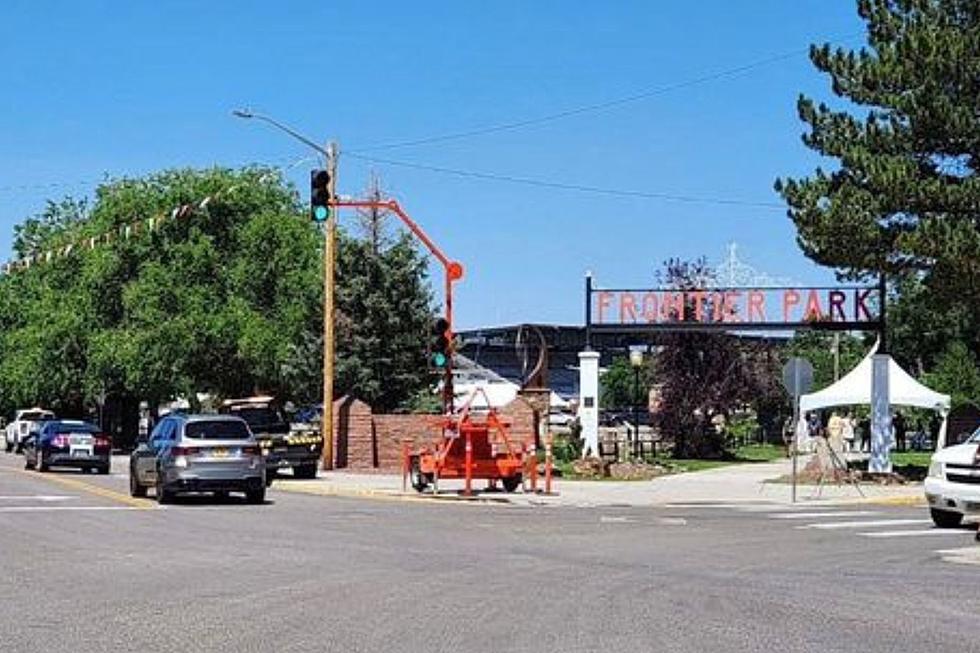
[629,349,644,460]
[232,108,337,471]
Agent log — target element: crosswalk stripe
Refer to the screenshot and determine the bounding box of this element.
[0,506,152,513]
[0,495,76,501]
[861,529,967,538]
[771,511,879,520]
[797,519,931,530]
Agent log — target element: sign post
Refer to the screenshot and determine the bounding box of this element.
[782,357,814,503]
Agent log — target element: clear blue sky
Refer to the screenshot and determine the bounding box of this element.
[0,1,863,329]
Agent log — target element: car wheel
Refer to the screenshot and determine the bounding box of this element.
[155,475,173,505]
[37,451,48,473]
[294,463,318,480]
[129,469,147,498]
[4,442,12,453]
[98,464,110,475]
[501,474,522,493]
[214,490,229,502]
[245,487,265,505]
[930,508,963,528]
[24,453,34,470]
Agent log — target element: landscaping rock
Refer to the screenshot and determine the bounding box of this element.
[571,457,606,478]
[607,461,668,481]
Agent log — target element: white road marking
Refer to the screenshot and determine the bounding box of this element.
[600,515,634,523]
[656,517,688,526]
[0,495,77,502]
[0,506,151,513]
[797,518,931,530]
[936,547,980,565]
[860,529,968,538]
[771,511,879,520]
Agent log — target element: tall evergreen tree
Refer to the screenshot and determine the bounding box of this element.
[775,0,980,312]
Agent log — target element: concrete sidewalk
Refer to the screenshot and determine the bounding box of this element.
[272,456,925,508]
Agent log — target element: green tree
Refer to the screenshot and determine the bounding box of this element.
[775,0,980,309]
[923,340,980,408]
[786,331,869,391]
[600,356,649,410]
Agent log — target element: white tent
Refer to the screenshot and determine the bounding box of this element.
[452,379,570,410]
[799,342,951,446]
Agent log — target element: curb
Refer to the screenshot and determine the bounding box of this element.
[271,481,521,506]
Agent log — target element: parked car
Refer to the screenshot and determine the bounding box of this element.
[5,408,55,453]
[23,420,111,474]
[129,414,266,504]
[219,396,321,479]
[924,426,980,528]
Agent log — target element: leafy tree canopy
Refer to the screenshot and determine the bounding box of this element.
[775,0,980,309]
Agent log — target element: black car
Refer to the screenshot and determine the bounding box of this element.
[23,420,111,474]
[219,397,322,479]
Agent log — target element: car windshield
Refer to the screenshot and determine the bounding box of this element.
[229,407,288,431]
[184,420,250,440]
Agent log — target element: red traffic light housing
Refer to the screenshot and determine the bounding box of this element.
[310,169,331,222]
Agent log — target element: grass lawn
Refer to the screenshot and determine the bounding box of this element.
[557,442,787,479]
[891,451,933,468]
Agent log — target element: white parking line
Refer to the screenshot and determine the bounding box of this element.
[0,506,151,513]
[0,495,77,502]
[797,519,931,530]
[771,511,879,520]
[861,529,968,538]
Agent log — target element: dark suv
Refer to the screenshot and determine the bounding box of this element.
[219,397,322,479]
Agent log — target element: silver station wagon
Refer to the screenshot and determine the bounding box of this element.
[129,414,266,504]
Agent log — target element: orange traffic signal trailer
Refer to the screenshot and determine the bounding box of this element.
[405,390,548,496]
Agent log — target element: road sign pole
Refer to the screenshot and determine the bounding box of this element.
[792,365,799,504]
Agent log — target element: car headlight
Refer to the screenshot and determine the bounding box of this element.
[928,461,944,478]
[174,456,188,469]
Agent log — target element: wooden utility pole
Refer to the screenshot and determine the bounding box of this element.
[321,142,338,471]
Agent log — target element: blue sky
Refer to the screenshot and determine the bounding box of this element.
[0,1,864,329]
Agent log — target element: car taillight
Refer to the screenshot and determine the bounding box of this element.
[171,446,191,456]
[241,445,260,456]
[51,435,70,448]
[94,436,111,448]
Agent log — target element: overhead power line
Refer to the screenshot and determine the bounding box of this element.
[351,46,825,153]
[346,151,784,209]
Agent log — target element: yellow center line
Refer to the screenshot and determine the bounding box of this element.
[5,467,156,509]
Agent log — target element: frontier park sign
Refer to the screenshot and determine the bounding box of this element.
[585,280,883,334]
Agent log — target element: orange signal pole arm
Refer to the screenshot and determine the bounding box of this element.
[330,199,465,412]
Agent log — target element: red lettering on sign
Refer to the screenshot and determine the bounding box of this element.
[690,291,707,322]
[597,291,612,323]
[855,288,874,321]
[619,292,637,323]
[804,289,824,321]
[748,291,766,322]
[662,292,684,321]
[641,292,659,323]
[828,290,846,322]
[723,291,743,323]
[782,290,800,322]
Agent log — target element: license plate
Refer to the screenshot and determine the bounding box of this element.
[71,448,92,458]
[211,448,229,458]
[273,447,288,454]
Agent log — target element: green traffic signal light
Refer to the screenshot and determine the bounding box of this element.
[431,352,448,368]
[314,205,329,222]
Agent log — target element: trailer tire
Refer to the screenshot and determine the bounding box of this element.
[410,457,431,493]
[501,474,522,493]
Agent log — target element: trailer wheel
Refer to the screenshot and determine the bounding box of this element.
[501,474,522,493]
[410,457,431,493]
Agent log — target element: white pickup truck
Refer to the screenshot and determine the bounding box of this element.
[924,426,980,528]
[4,408,55,453]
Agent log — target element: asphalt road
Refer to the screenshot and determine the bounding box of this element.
[1,451,979,653]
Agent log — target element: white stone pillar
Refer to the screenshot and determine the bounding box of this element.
[869,353,893,474]
[578,350,600,458]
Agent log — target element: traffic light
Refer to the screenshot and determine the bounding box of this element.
[429,317,451,369]
[310,169,331,222]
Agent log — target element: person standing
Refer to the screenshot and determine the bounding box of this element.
[841,411,856,453]
[827,411,844,453]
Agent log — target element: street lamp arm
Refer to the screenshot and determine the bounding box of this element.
[231,109,330,159]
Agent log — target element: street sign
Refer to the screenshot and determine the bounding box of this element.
[782,357,813,398]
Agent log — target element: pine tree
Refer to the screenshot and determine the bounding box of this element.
[775,0,980,310]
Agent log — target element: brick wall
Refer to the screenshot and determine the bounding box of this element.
[330,395,538,472]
